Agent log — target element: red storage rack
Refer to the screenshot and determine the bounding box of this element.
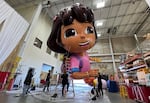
[0,72,10,90]
[127,85,150,103]
[141,86,150,103]
[126,85,135,99]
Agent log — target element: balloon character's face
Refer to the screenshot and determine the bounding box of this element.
[47,3,97,54]
[61,19,96,53]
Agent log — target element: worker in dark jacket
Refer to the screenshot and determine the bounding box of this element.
[22,68,34,96]
[97,72,103,96]
[43,70,51,92]
[61,70,69,96]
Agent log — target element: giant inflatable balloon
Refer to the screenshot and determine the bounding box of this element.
[47,3,98,79]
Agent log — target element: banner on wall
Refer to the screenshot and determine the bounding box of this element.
[0,1,29,65]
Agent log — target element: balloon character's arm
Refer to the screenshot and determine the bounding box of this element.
[89,57,101,62]
[70,69,99,79]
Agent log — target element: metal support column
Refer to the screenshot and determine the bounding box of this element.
[108,36,117,73]
[18,3,43,57]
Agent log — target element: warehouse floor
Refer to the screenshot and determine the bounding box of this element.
[0,82,136,103]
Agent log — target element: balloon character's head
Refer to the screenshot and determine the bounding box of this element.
[47,3,97,54]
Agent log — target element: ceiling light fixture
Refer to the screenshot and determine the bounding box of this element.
[96,20,105,27]
[96,1,105,8]
[97,33,101,37]
[96,22,103,26]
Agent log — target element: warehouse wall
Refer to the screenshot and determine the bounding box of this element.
[89,36,144,75]
[112,37,136,53]
[13,5,62,86]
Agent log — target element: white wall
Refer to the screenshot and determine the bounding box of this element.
[14,5,62,85]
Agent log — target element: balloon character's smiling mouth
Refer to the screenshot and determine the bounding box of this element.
[79,41,89,46]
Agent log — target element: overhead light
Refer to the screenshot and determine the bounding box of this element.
[96,22,103,26]
[95,20,105,27]
[97,33,101,37]
[96,1,105,8]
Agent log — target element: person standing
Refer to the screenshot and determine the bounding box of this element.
[61,70,69,96]
[22,68,34,96]
[43,69,51,92]
[97,72,103,96]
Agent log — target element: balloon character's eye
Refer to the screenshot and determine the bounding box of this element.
[85,26,94,34]
[64,29,77,38]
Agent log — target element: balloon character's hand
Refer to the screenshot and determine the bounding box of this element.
[70,69,99,79]
[84,77,95,86]
[88,69,99,77]
[70,72,89,79]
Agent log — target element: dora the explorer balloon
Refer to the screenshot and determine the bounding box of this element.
[47,3,98,79]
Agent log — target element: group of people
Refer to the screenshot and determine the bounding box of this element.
[42,67,70,97]
[22,67,53,96]
[22,66,103,99]
[22,65,69,97]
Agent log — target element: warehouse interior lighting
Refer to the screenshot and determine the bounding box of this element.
[96,1,105,8]
[96,22,103,26]
[97,33,101,37]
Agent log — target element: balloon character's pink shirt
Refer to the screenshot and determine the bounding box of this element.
[70,53,90,72]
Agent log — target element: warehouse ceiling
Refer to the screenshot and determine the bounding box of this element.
[5,0,150,39]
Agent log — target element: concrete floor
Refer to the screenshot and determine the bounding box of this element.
[1,83,136,103]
